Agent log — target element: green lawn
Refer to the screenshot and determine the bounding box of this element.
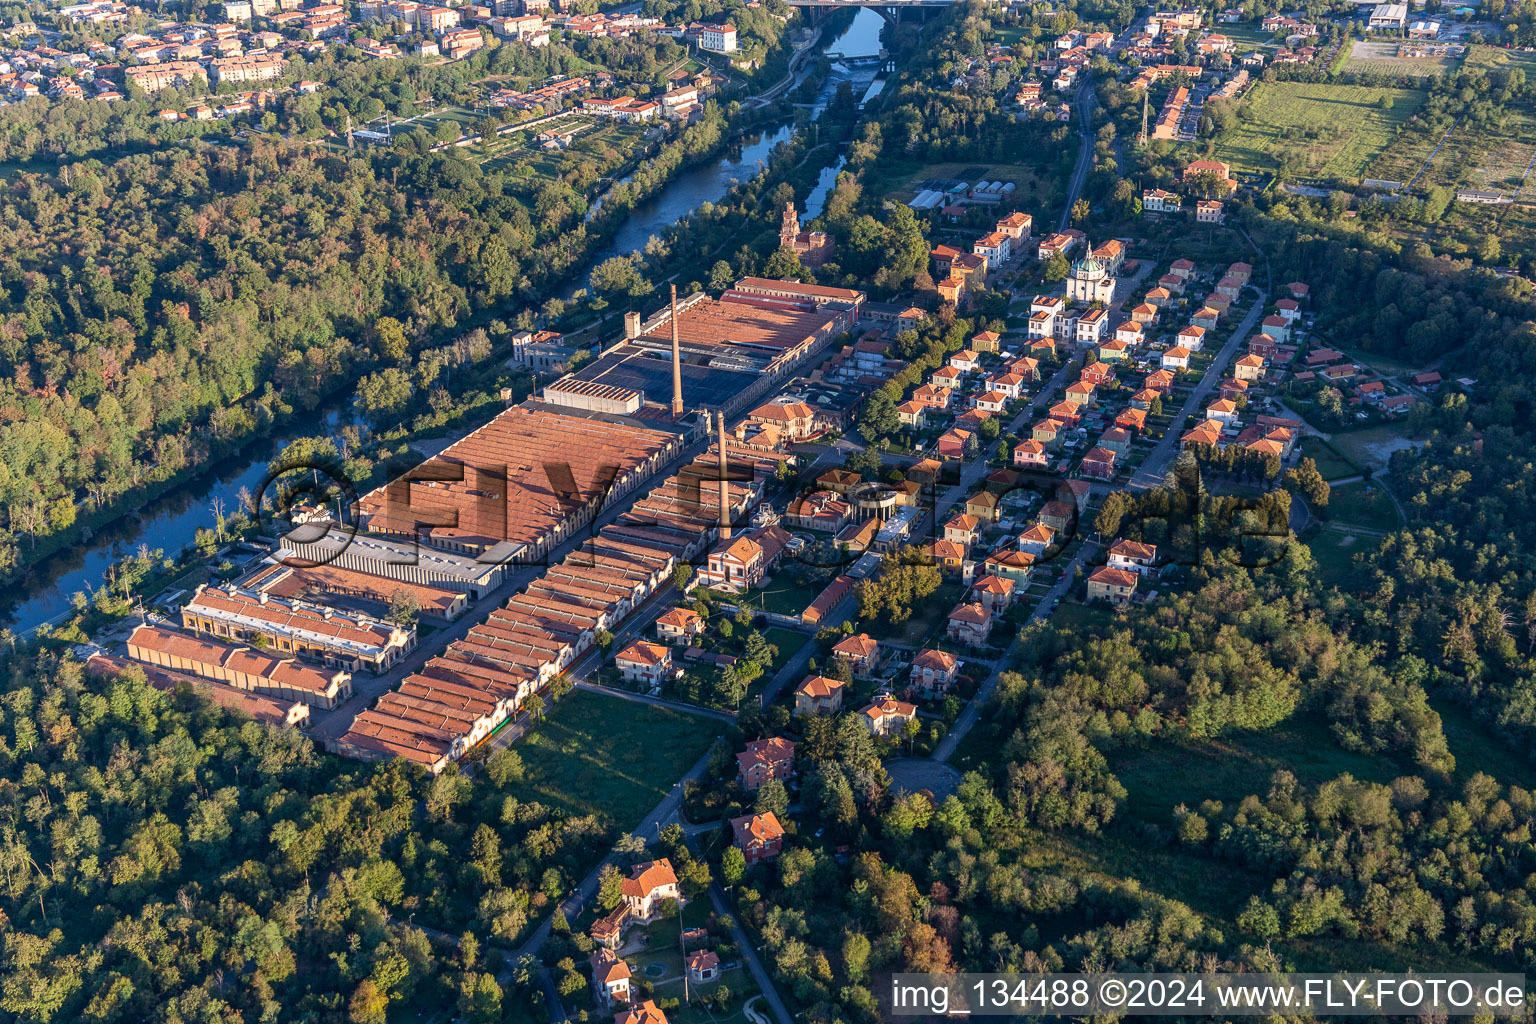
[883,581,967,647]
[1220,23,1278,52]
[1327,481,1401,532]
[1113,715,1400,829]
[1212,82,1425,181]
[1431,696,1536,792]
[761,627,808,670]
[1305,526,1381,588]
[1047,600,1115,632]
[508,690,719,825]
[1298,435,1359,480]
[745,568,840,618]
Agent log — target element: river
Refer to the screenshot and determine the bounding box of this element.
[577,9,885,280]
[2,10,888,635]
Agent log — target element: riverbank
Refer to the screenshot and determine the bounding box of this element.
[1,11,889,635]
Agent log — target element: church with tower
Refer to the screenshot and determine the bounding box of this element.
[779,202,834,267]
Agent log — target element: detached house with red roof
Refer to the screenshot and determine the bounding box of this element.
[590,949,631,1008]
[1207,398,1240,424]
[696,534,764,592]
[617,1000,670,1024]
[737,736,797,790]
[1234,353,1267,381]
[1013,439,1049,470]
[794,675,845,716]
[615,641,674,687]
[746,399,819,439]
[1108,539,1157,575]
[947,602,993,645]
[1080,446,1117,480]
[936,428,973,460]
[909,648,960,694]
[861,696,918,738]
[943,513,981,548]
[1087,566,1139,604]
[656,606,705,644]
[831,633,881,678]
[732,811,785,863]
[972,572,1015,612]
[686,950,721,984]
[984,549,1035,584]
[623,859,681,920]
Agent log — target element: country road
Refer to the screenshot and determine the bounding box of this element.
[1058,78,1097,234]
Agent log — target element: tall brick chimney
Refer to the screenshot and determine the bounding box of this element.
[717,411,731,540]
[670,285,684,417]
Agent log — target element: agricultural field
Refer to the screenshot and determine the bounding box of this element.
[1416,198,1536,260]
[1462,43,1536,76]
[1370,111,1536,193]
[1343,39,1462,78]
[1211,81,1425,181]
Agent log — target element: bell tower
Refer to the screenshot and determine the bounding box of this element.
[780,202,799,249]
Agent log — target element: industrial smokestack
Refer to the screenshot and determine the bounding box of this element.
[670,285,684,417]
[717,411,731,540]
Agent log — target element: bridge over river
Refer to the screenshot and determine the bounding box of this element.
[787,0,958,23]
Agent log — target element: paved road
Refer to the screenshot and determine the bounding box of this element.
[1126,289,1269,490]
[1057,79,1097,234]
[710,884,796,1024]
[933,538,1097,762]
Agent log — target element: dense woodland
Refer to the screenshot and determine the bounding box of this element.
[0,83,735,580]
[0,656,605,1023]
[0,0,806,579]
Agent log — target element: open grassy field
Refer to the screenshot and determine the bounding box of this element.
[746,566,841,618]
[883,581,968,646]
[1212,82,1425,181]
[1329,423,1419,472]
[1343,39,1461,78]
[1306,525,1381,587]
[1112,716,1401,828]
[1298,436,1358,480]
[1327,481,1401,531]
[1219,23,1278,52]
[508,690,717,825]
[1372,111,1536,192]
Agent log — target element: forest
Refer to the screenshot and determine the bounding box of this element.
[0,654,608,1023]
[0,87,735,581]
[0,0,810,583]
